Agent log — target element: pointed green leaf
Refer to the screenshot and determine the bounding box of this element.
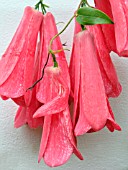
[77,7,113,25]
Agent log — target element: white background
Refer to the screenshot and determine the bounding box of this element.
[0,0,128,170]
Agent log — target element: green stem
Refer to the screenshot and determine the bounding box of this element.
[35,0,49,14]
[48,14,76,53]
[78,0,84,9]
[48,0,83,58]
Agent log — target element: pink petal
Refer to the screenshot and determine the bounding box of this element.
[94,0,117,53]
[110,0,127,53]
[14,106,27,128]
[87,25,122,97]
[34,72,69,118]
[78,31,109,131]
[43,112,74,167]
[0,6,33,85]
[37,12,70,103]
[38,116,51,163]
[62,107,83,160]
[106,100,121,132]
[0,7,43,105]
[69,18,81,100]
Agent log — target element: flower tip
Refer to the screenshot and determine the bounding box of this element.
[38,158,41,164]
[77,153,84,160]
[14,123,17,128]
[33,114,37,119]
[117,126,122,131]
[14,121,20,128]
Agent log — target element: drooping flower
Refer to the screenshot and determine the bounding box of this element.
[95,0,128,57]
[69,29,121,135]
[70,19,122,99]
[33,13,83,167]
[36,12,70,104]
[34,67,83,167]
[0,6,43,106]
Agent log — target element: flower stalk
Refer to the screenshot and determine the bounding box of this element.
[48,0,86,67]
[35,0,49,14]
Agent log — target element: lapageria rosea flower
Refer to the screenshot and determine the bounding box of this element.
[0,6,43,106]
[69,29,121,136]
[33,13,83,167]
[70,19,121,99]
[95,0,128,57]
[34,67,83,167]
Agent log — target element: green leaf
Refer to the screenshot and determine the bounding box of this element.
[77,7,113,25]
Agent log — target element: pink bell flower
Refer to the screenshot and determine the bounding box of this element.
[33,13,83,167]
[34,67,83,167]
[70,19,121,99]
[69,29,121,135]
[95,0,128,57]
[0,6,43,106]
[36,12,70,104]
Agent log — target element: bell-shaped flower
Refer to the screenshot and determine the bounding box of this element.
[0,6,43,106]
[34,67,83,167]
[95,0,128,57]
[33,13,83,167]
[69,29,121,136]
[36,12,70,104]
[70,19,121,99]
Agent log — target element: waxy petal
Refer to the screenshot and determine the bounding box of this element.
[87,25,122,97]
[110,0,128,54]
[0,7,43,106]
[94,0,117,53]
[38,116,51,163]
[14,106,27,128]
[14,41,44,128]
[0,6,33,85]
[95,0,128,56]
[69,30,121,135]
[34,71,69,118]
[43,112,73,167]
[35,12,83,166]
[69,18,82,100]
[37,12,70,104]
[75,31,109,134]
[42,108,83,167]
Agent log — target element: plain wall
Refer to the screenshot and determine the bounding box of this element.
[0,0,128,170]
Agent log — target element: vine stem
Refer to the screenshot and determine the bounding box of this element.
[48,15,76,53]
[48,0,83,55]
[26,53,50,91]
[78,0,84,9]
